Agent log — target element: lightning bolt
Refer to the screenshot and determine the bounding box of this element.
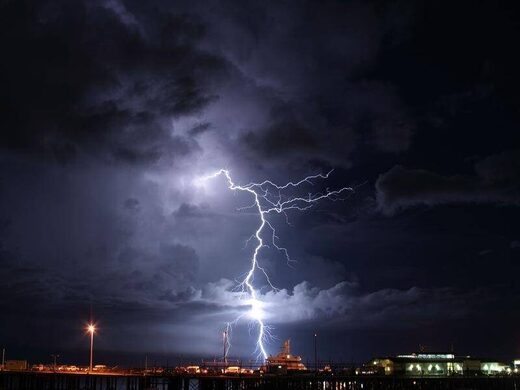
[222,323,231,363]
[202,169,353,360]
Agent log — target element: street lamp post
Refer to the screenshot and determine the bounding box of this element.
[314,332,318,373]
[51,354,59,371]
[87,324,96,373]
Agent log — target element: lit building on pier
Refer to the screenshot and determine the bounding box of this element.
[367,353,512,377]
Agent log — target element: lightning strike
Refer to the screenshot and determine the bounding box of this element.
[202,169,353,360]
[223,323,231,363]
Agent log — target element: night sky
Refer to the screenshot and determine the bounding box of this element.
[1,0,519,367]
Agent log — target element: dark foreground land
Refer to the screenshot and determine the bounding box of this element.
[1,371,520,390]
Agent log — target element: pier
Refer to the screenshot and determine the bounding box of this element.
[1,371,519,390]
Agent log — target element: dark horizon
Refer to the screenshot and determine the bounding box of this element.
[1,0,519,365]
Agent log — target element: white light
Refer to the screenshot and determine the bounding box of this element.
[417,354,454,360]
[248,299,264,321]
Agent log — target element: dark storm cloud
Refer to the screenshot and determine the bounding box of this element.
[181,0,417,171]
[123,197,140,211]
[188,122,212,137]
[1,0,520,362]
[376,150,520,215]
[1,0,419,173]
[0,240,201,311]
[232,83,415,172]
[241,120,318,158]
[0,0,225,165]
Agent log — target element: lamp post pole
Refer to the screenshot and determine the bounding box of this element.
[89,331,93,372]
[87,324,95,373]
[314,332,318,373]
[51,354,59,371]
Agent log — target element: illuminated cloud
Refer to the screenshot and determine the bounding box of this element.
[194,278,479,329]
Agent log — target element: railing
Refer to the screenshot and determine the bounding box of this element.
[1,370,520,390]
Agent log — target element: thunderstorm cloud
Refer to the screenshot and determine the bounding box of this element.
[1,0,519,363]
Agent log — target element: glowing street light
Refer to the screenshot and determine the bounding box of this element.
[86,324,96,373]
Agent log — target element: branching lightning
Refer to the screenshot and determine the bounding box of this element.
[202,169,353,360]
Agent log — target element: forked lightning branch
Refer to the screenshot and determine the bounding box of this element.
[201,169,353,360]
